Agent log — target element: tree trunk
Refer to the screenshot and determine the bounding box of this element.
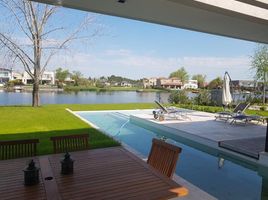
[263,84,266,104]
[32,81,40,107]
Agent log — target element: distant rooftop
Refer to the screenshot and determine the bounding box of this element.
[0,68,11,72]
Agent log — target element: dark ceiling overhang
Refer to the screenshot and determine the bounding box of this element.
[31,0,268,43]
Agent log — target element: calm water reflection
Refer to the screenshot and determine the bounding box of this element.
[0,90,250,106]
[0,91,172,105]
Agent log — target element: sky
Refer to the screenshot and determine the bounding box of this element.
[1,4,259,81]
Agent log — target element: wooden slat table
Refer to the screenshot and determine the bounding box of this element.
[0,147,187,200]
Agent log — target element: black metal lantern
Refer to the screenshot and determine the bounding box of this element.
[61,152,74,175]
[23,159,40,186]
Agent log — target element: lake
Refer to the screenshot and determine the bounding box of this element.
[0,90,251,106]
[0,91,173,105]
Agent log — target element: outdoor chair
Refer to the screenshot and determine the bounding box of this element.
[230,114,266,125]
[147,138,182,178]
[215,102,250,121]
[50,134,89,154]
[153,100,190,120]
[0,139,39,160]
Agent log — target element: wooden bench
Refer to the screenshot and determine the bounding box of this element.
[50,134,89,154]
[147,138,182,178]
[0,139,39,160]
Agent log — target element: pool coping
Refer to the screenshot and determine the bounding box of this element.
[66,108,217,200]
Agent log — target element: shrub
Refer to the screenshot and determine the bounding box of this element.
[260,106,266,111]
[168,90,189,104]
[194,90,211,106]
[176,104,223,113]
[95,80,105,88]
[6,79,23,87]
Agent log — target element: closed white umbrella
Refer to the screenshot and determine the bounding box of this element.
[222,72,232,106]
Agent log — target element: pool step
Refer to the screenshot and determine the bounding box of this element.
[109,112,129,120]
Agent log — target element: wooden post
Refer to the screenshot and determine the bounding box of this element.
[266,119,268,152]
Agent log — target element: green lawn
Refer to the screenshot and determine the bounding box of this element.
[176,104,268,116]
[1,102,267,156]
[0,103,155,155]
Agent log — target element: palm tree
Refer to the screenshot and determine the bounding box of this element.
[169,67,189,84]
[192,74,206,88]
[208,77,223,89]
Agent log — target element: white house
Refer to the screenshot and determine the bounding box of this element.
[21,71,55,85]
[121,81,132,87]
[182,80,198,89]
[0,68,13,86]
[143,77,157,88]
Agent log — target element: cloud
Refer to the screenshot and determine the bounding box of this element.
[40,49,253,81]
[104,49,132,56]
[178,56,250,68]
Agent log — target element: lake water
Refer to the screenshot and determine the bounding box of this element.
[0,90,251,106]
[0,91,173,105]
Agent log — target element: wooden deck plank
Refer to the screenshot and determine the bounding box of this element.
[0,157,46,200]
[39,156,61,200]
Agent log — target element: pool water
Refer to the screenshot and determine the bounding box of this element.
[76,111,268,200]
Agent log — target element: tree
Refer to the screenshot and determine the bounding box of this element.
[208,77,223,89]
[251,44,268,104]
[194,89,211,105]
[0,0,98,106]
[56,68,69,83]
[168,90,189,104]
[169,67,189,84]
[192,74,206,88]
[71,71,83,86]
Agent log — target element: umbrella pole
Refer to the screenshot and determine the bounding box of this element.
[265,119,268,152]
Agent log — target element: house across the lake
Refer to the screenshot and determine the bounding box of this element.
[21,71,55,85]
[0,68,12,85]
[156,77,182,89]
[182,80,198,89]
[12,70,55,85]
[121,81,132,87]
[143,77,157,88]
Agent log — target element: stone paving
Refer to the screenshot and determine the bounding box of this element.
[134,110,266,141]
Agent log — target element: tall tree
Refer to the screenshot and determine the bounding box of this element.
[251,44,268,104]
[192,74,206,88]
[208,77,223,89]
[56,67,69,83]
[169,67,189,84]
[71,71,83,86]
[0,0,98,106]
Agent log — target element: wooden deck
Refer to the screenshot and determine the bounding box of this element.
[0,147,188,200]
[219,137,265,159]
[0,158,46,199]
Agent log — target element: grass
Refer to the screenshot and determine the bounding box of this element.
[1,102,267,156]
[0,103,155,155]
[175,104,268,116]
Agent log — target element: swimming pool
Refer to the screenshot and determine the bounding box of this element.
[76,110,268,200]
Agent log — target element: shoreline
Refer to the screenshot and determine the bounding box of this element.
[1,85,168,93]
